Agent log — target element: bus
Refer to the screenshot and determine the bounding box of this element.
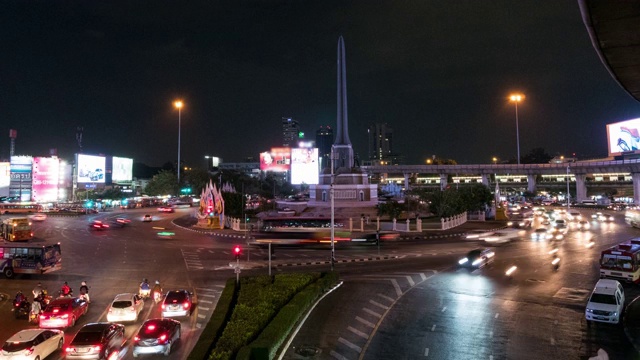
[599,238,640,283]
[625,209,640,228]
[1,217,34,242]
[0,203,42,215]
[256,217,352,245]
[0,242,62,278]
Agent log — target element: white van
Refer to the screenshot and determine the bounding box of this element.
[585,279,625,324]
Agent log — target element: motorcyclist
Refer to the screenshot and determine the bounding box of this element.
[151,280,162,301]
[79,281,91,303]
[32,282,44,298]
[14,291,26,304]
[30,297,42,319]
[139,278,150,298]
[61,281,72,297]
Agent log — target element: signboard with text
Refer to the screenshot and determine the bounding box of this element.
[112,157,133,181]
[0,162,9,197]
[77,154,106,183]
[291,148,319,185]
[32,157,60,202]
[260,147,291,172]
[10,156,33,201]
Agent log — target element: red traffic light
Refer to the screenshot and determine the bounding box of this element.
[233,246,241,255]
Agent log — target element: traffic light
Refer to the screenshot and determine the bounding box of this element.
[233,245,242,260]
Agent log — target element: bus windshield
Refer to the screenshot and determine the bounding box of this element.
[1,217,34,242]
[0,243,62,278]
[601,254,635,271]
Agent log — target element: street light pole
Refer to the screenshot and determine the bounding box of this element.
[174,100,184,186]
[330,145,336,270]
[567,165,571,211]
[509,94,524,165]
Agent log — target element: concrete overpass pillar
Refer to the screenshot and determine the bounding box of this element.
[440,174,448,191]
[527,175,536,193]
[575,174,587,202]
[404,173,410,191]
[481,174,490,187]
[633,173,640,205]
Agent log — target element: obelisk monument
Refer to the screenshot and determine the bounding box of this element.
[333,36,354,171]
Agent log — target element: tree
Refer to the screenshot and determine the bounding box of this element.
[458,184,493,212]
[183,168,211,195]
[428,189,462,218]
[99,188,124,200]
[377,201,404,220]
[144,170,178,196]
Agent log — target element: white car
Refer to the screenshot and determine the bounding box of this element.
[464,230,495,240]
[142,214,152,222]
[480,229,521,244]
[29,213,47,221]
[106,293,144,323]
[531,228,552,241]
[0,329,64,360]
[585,279,625,324]
[577,220,591,230]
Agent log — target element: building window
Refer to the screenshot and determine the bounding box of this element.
[359,191,364,201]
[322,191,327,202]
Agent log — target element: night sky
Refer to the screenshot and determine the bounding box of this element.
[2,1,640,167]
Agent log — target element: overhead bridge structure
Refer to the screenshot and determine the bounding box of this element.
[362,159,640,203]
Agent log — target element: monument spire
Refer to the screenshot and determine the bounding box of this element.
[334,36,354,170]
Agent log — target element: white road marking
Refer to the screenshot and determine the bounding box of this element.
[377,293,396,302]
[348,326,369,339]
[431,325,436,331]
[424,348,429,356]
[198,294,217,298]
[419,273,427,281]
[196,323,202,328]
[199,299,213,304]
[338,337,362,353]
[356,316,375,328]
[363,308,382,318]
[405,275,415,286]
[391,279,402,297]
[198,307,210,311]
[198,314,206,319]
[441,306,447,312]
[550,338,555,345]
[489,331,493,337]
[330,350,348,360]
[494,313,499,319]
[369,300,389,310]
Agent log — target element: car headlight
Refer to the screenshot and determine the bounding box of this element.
[472,258,482,266]
[586,308,593,313]
[507,221,513,226]
[458,258,468,265]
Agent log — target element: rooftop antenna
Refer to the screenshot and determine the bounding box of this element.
[9,129,17,157]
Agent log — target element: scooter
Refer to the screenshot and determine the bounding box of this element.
[29,304,42,324]
[139,285,151,299]
[13,299,30,319]
[153,290,162,304]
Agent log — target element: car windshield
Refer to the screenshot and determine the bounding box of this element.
[165,292,186,302]
[140,321,165,337]
[589,293,617,305]
[111,301,133,308]
[2,340,34,352]
[46,303,69,312]
[71,331,102,344]
[466,250,482,259]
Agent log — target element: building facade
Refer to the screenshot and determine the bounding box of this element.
[315,125,334,169]
[282,117,300,147]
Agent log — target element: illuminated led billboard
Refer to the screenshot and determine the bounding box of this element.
[291,148,319,185]
[10,156,33,201]
[112,157,133,181]
[77,154,106,183]
[0,162,10,197]
[260,147,291,172]
[607,118,640,156]
[32,157,60,202]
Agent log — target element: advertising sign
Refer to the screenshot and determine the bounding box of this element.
[0,162,10,197]
[112,157,133,181]
[260,147,291,172]
[607,118,640,156]
[32,157,60,202]
[10,156,33,201]
[291,148,319,185]
[77,154,106,183]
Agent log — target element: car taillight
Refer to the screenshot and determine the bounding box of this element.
[24,347,34,356]
[158,334,167,343]
[161,304,165,309]
[183,302,190,309]
[91,346,101,352]
[133,336,140,342]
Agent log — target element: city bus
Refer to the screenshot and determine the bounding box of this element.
[0,242,62,278]
[256,217,352,245]
[1,217,34,242]
[0,203,42,214]
[600,238,640,283]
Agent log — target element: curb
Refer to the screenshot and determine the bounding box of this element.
[276,255,400,267]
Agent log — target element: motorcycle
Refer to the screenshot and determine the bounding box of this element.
[58,288,73,298]
[153,290,162,304]
[139,283,151,299]
[13,299,30,319]
[29,303,42,324]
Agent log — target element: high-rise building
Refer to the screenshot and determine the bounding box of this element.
[282,117,300,147]
[368,123,394,160]
[315,125,333,168]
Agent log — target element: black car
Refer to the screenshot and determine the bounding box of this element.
[458,248,495,269]
[132,318,181,357]
[65,322,125,360]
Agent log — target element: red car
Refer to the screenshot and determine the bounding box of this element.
[39,297,89,328]
[89,220,110,230]
[157,206,175,213]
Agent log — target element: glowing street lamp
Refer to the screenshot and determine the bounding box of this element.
[492,157,497,165]
[509,94,524,165]
[174,100,184,185]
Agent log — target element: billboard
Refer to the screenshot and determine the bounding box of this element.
[32,157,60,202]
[291,148,319,185]
[112,157,133,181]
[0,162,9,197]
[260,147,291,172]
[607,118,640,156]
[10,156,33,201]
[77,154,106,183]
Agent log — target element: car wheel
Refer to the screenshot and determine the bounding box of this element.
[163,341,172,356]
[35,356,40,360]
[58,338,64,350]
[71,316,76,327]
[3,267,14,278]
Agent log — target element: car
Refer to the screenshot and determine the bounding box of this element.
[29,213,47,222]
[112,218,131,227]
[157,206,175,213]
[457,248,495,269]
[585,279,625,324]
[65,323,126,360]
[161,290,194,318]
[577,220,591,230]
[142,214,152,222]
[464,229,495,240]
[0,329,64,360]
[132,318,182,357]
[508,218,532,228]
[106,293,144,323]
[480,229,521,244]
[89,220,110,231]
[39,297,89,329]
[531,228,552,241]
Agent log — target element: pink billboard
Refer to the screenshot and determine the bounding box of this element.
[32,157,60,202]
[260,147,291,172]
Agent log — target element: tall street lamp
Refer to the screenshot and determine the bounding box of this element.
[492,157,497,165]
[174,100,184,185]
[509,94,524,165]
